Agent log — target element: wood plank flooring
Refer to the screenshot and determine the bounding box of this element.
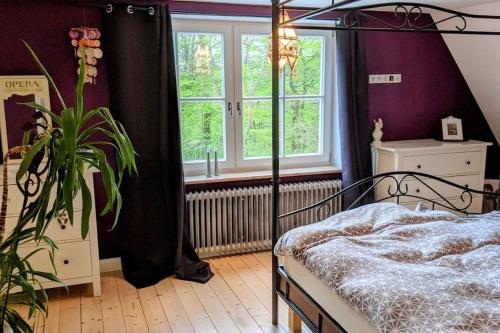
[25,252,294,333]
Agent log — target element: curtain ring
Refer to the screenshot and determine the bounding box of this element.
[105,4,113,14]
[127,5,134,14]
[148,7,155,16]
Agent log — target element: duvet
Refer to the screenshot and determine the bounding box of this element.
[275,203,500,333]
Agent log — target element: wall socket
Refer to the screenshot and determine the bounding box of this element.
[369,74,402,84]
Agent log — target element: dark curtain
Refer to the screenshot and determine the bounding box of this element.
[104,4,213,288]
[336,20,373,208]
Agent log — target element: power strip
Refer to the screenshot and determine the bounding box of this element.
[369,74,402,84]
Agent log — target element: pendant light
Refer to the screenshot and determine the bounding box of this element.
[269,11,299,76]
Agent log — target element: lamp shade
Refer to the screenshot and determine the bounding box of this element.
[269,12,299,75]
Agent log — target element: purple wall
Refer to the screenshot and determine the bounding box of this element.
[0,2,496,258]
[0,1,119,258]
[364,12,498,176]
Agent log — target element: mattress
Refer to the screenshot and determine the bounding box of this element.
[284,255,378,333]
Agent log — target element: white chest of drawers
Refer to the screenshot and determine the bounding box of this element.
[2,165,101,296]
[373,139,492,214]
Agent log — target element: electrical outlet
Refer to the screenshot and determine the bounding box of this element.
[369,74,402,84]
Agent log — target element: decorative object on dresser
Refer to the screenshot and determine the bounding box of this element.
[371,118,384,174]
[0,41,137,332]
[372,139,491,214]
[441,116,464,141]
[0,75,51,160]
[372,118,384,145]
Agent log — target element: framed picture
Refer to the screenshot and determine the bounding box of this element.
[441,116,464,141]
[0,76,51,162]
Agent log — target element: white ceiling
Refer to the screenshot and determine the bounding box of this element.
[177,0,500,10]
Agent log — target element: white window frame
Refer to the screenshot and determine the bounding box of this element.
[234,23,333,171]
[173,21,236,174]
[173,18,335,176]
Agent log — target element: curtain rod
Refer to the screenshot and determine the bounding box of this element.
[81,3,155,16]
[82,3,340,19]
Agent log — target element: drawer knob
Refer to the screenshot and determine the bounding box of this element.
[465,184,469,189]
[60,225,66,230]
[64,260,69,265]
[417,164,422,169]
[466,161,471,165]
[416,189,421,194]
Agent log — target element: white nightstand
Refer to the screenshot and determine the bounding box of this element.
[372,139,492,214]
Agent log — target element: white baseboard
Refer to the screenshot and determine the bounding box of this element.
[99,257,122,273]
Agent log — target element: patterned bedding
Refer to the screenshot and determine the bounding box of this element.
[275,203,500,333]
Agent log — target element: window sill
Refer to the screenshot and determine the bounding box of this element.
[185,166,341,185]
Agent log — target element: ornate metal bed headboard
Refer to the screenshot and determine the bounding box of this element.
[279,171,500,221]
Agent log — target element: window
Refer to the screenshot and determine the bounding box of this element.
[176,32,227,162]
[173,20,334,175]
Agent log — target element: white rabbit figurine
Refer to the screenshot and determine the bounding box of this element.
[372,118,384,146]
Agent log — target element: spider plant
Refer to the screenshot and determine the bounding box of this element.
[0,40,137,331]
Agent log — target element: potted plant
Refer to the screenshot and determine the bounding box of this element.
[0,41,137,332]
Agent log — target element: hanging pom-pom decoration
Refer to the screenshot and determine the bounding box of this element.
[69,27,102,84]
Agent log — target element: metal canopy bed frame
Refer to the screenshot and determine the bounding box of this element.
[270,1,500,332]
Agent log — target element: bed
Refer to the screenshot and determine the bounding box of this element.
[275,202,500,333]
[269,1,500,332]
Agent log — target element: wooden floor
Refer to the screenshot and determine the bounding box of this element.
[22,251,295,333]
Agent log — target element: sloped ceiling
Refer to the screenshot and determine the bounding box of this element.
[433,1,500,142]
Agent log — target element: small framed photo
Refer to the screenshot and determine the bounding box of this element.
[441,116,464,141]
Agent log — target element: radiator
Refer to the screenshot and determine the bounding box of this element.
[187,180,342,258]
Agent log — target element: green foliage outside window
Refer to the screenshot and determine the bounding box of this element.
[176,32,324,163]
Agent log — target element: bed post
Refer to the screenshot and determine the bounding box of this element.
[271,0,281,326]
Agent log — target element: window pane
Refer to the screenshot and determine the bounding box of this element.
[243,100,272,158]
[177,33,224,98]
[243,99,289,159]
[180,101,225,162]
[285,99,321,156]
[241,35,272,98]
[285,36,323,96]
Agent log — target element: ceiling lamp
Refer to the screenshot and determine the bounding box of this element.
[269,11,299,76]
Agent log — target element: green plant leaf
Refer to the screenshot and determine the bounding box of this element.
[62,162,75,225]
[19,101,62,126]
[61,107,76,156]
[109,185,123,230]
[75,58,85,124]
[77,170,92,239]
[22,40,67,110]
[34,181,52,239]
[16,135,51,182]
[93,148,116,213]
[76,121,108,144]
